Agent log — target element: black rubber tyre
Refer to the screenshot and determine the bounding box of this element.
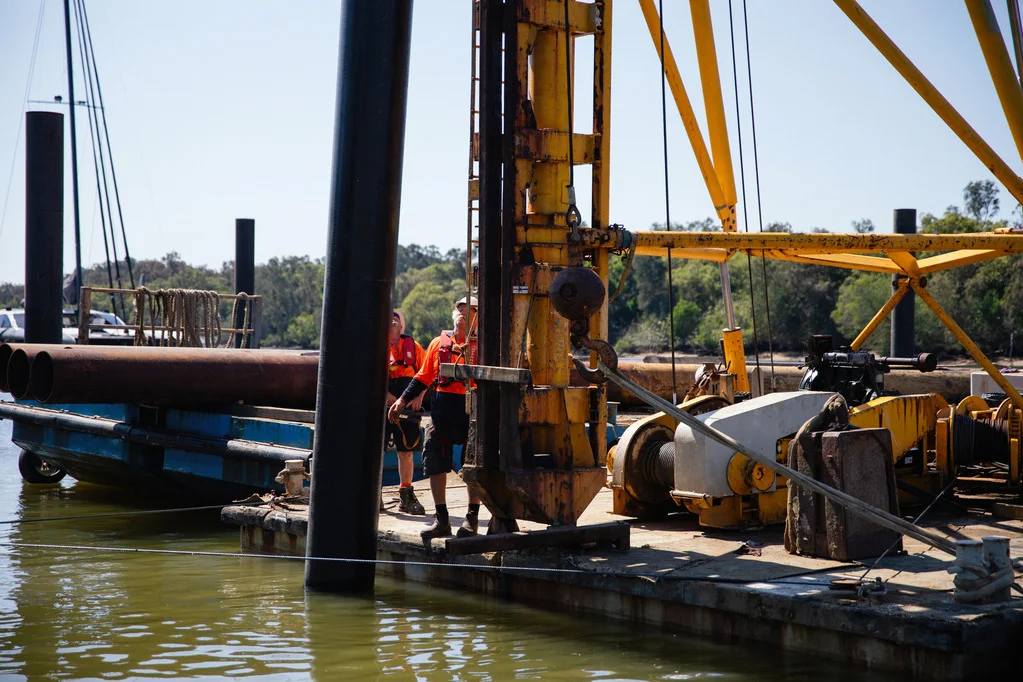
[18,450,66,484]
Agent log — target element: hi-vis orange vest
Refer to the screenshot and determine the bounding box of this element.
[437,332,477,387]
[389,335,420,379]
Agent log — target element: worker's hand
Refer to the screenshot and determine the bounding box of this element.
[386,392,397,407]
[409,394,424,411]
[387,397,405,424]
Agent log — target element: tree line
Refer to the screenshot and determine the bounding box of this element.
[0,181,1018,359]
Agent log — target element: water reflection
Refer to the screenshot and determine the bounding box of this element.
[0,415,886,680]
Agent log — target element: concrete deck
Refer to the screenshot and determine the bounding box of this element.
[222,476,1023,680]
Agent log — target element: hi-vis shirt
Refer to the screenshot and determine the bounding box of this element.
[388,335,425,379]
[412,332,476,396]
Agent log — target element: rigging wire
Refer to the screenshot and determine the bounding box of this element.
[727,0,762,389]
[0,0,48,247]
[72,0,116,299]
[658,0,678,404]
[0,538,872,589]
[740,0,777,392]
[0,502,257,526]
[76,0,127,321]
[80,0,135,289]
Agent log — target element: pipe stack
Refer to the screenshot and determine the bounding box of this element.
[1,344,319,409]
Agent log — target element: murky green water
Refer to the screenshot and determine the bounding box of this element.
[0,406,887,681]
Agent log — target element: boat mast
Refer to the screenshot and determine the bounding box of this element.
[61,0,83,308]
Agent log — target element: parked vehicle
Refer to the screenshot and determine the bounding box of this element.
[0,308,77,344]
[62,308,134,345]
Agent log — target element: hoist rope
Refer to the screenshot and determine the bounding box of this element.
[727,0,762,389]
[740,0,777,391]
[657,0,679,404]
[563,0,582,236]
[607,235,638,304]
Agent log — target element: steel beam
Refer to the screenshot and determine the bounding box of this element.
[630,230,1023,253]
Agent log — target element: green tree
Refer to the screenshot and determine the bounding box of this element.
[852,218,875,234]
[963,179,1000,220]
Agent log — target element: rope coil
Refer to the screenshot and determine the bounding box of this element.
[132,287,225,348]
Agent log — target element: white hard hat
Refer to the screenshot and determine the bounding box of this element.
[455,295,478,307]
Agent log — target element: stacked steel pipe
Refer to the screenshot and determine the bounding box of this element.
[1,344,318,408]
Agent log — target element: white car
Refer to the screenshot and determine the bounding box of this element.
[62,308,133,345]
[0,308,77,344]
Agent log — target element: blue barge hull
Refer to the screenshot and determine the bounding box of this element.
[8,401,625,500]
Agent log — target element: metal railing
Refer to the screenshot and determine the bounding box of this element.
[76,286,262,348]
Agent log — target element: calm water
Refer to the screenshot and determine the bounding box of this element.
[0,404,886,681]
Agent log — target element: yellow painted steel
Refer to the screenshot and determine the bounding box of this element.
[689,0,737,220]
[721,328,749,392]
[529,28,571,220]
[850,279,909,351]
[966,0,1023,162]
[636,0,734,231]
[833,0,1023,205]
[886,251,920,277]
[850,394,949,462]
[916,249,1005,275]
[913,282,1023,408]
[632,230,1023,254]
[762,251,905,275]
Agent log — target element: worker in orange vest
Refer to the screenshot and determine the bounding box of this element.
[388,296,480,539]
[386,309,426,515]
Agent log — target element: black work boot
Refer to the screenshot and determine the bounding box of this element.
[421,513,451,540]
[456,511,479,538]
[399,487,425,515]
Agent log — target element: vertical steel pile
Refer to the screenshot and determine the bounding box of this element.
[305,0,414,593]
[24,112,65,347]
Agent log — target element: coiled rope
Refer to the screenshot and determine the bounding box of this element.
[133,287,224,347]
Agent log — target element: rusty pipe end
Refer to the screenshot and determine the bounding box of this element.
[0,344,14,393]
[8,349,33,400]
[29,351,55,403]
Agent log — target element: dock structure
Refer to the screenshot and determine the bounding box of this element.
[223,476,1023,680]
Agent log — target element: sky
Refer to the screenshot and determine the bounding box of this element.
[1,0,1022,285]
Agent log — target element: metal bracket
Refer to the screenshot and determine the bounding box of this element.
[440,363,532,385]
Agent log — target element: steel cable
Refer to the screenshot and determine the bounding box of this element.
[727,0,762,390]
[740,0,776,391]
[657,0,679,404]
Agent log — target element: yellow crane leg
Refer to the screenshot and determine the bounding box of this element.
[689,0,737,213]
[965,0,1023,162]
[912,282,1023,408]
[833,0,1023,206]
[636,0,734,231]
[850,278,909,351]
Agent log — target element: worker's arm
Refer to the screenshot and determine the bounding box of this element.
[388,337,439,423]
